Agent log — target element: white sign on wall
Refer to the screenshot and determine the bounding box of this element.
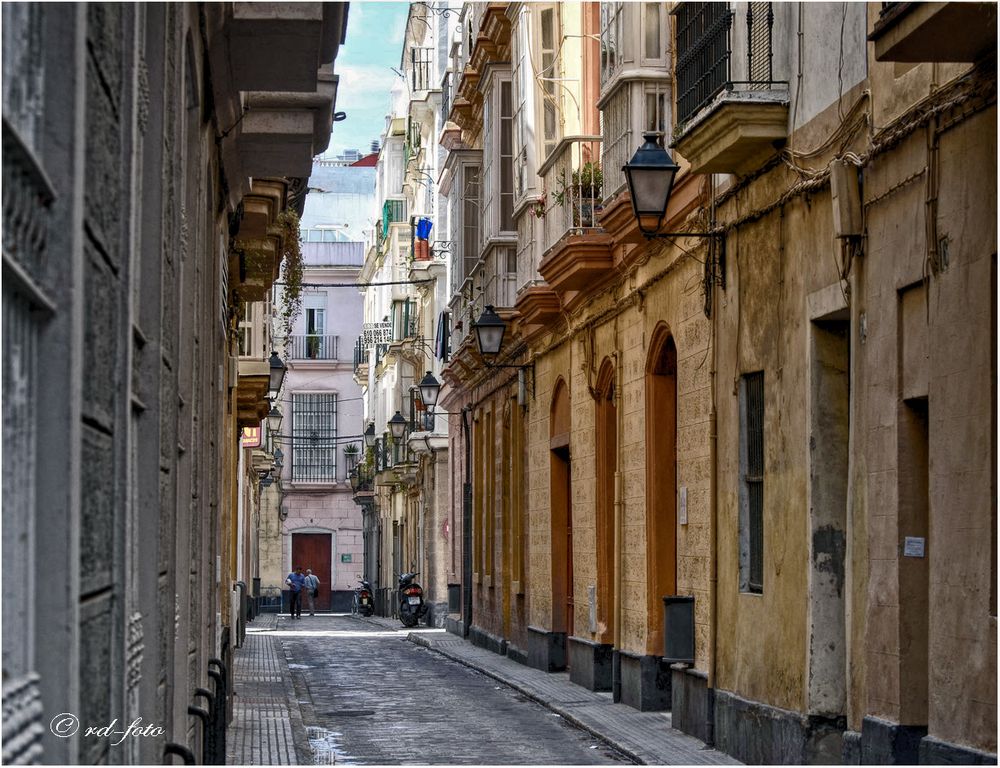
[362,322,392,346]
[679,486,688,525]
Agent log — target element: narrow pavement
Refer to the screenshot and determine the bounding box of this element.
[231,613,631,764]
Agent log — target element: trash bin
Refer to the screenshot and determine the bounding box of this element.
[663,595,695,664]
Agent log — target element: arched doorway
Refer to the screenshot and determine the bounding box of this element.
[595,360,617,645]
[645,327,677,654]
[550,378,573,640]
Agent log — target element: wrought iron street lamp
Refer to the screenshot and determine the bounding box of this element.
[473,305,506,357]
[268,351,287,394]
[418,371,441,411]
[364,422,376,449]
[388,410,407,441]
[624,131,727,244]
[266,405,282,434]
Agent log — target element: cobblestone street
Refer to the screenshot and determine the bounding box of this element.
[229,614,631,765]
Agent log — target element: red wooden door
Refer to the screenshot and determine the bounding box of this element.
[292,533,332,612]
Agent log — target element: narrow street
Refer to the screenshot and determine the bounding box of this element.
[231,614,631,765]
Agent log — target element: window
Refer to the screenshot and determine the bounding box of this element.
[643,3,662,59]
[237,302,253,357]
[462,166,481,274]
[391,300,416,341]
[539,6,560,157]
[645,87,668,136]
[674,2,733,124]
[739,372,764,593]
[511,10,532,199]
[600,3,624,86]
[292,393,338,482]
[499,81,514,231]
[601,86,631,199]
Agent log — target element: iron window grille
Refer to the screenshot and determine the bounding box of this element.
[441,71,452,125]
[739,372,765,593]
[673,2,778,126]
[411,47,434,92]
[291,393,338,482]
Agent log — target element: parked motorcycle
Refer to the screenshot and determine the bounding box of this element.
[397,571,428,627]
[353,579,374,617]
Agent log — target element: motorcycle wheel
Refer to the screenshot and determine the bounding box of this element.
[399,606,418,628]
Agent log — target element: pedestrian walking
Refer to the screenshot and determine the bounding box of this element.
[304,569,320,616]
[285,566,306,619]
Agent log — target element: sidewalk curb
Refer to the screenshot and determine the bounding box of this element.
[407,633,647,765]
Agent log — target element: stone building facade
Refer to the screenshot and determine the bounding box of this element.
[430,1,996,765]
[352,2,455,626]
[269,159,372,612]
[1,3,347,763]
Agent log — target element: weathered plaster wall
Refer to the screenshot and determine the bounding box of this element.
[713,138,848,715]
[860,101,997,752]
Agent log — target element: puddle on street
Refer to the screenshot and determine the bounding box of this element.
[306,725,358,765]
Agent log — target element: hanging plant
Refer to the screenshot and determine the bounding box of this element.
[530,193,548,219]
[276,209,303,339]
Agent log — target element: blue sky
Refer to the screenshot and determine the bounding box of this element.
[324,2,410,158]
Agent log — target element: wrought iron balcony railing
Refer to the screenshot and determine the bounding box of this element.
[288,334,339,361]
[441,71,452,125]
[353,337,368,373]
[411,47,434,92]
[674,2,778,126]
[540,136,604,254]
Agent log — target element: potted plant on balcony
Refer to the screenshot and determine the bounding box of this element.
[344,442,360,470]
[553,162,603,227]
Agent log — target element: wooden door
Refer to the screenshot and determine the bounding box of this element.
[292,533,332,612]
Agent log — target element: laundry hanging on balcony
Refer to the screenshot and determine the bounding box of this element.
[415,217,433,240]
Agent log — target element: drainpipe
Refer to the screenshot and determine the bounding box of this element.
[461,406,473,637]
[707,176,720,747]
[612,319,624,702]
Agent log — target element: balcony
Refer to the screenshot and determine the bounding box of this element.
[869,2,997,62]
[382,198,408,234]
[288,334,339,361]
[373,436,417,484]
[353,336,369,384]
[540,136,604,251]
[235,359,271,428]
[410,47,434,92]
[536,136,613,302]
[671,2,789,176]
[227,4,346,93]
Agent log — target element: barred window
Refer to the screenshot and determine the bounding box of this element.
[739,372,764,593]
[292,393,338,482]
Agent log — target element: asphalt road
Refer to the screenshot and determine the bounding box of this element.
[278,614,632,765]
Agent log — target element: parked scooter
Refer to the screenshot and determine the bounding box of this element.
[353,579,374,617]
[397,571,428,627]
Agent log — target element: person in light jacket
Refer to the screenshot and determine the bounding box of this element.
[304,569,320,616]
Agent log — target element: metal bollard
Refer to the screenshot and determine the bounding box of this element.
[194,688,218,764]
[163,742,195,764]
[208,658,228,762]
[187,705,211,765]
